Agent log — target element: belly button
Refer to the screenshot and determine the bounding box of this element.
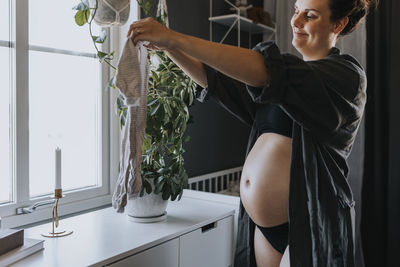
[240,173,251,188]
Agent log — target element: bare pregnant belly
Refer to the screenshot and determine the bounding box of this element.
[240,133,292,227]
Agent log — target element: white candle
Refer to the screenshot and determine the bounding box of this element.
[55,147,62,190]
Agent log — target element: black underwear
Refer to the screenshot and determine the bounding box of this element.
[255,103,293,138]
[257,223,289,254]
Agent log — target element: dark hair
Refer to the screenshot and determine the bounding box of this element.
[329,0,379,35]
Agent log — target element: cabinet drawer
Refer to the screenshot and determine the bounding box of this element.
[179,215,233,267]
[106,238,179,267]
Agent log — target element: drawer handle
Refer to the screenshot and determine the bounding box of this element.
[201,222,217,233]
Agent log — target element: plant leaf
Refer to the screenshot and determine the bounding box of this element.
[178,189,184,201]
[145,180,152,194]
[72,0,89,11]
[162,184,171,200]
[150,103,161,116]
[143,0,153,15]
[171,183,177,196]
[120,110,127,128]
[109,51,115,59]
[189,89,194,105]
[108,76,116,90]
[97,51,108,60]
[151,70,159,84]
[164,102,173,117]
[147,99,158,106]
[172,176,180,184]
[92,30,107,43]
[154,178,165,194]
[74,10,89,26]
[140,185,145,197]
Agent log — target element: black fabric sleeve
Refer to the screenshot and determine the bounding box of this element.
[196,63,256,127]
[247,41,367,142]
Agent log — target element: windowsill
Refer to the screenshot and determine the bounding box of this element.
[9,190,240,267]
[16,203,112,230]
[2,194,112,229]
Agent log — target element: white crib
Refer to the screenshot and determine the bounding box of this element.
[187,166,243,196]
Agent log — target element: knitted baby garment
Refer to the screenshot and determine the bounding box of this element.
[112,39,149,213]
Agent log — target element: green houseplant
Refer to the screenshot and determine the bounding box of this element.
[72,0,197,202]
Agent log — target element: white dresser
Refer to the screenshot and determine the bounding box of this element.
[11,190,240,267]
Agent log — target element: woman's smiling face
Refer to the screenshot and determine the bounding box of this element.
[291,0,338,60]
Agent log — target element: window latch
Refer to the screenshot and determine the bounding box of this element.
[16,199,56,215]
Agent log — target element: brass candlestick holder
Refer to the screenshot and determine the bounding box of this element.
[41,189,73,238]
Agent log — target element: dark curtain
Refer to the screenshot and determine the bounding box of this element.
[362,0,400,266]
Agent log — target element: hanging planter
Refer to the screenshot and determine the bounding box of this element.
[89,0,131,26]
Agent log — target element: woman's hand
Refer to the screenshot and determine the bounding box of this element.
[127,18,177,51]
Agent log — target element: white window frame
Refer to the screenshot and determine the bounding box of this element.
[0,0,129,228]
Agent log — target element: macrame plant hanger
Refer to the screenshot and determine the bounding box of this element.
[156,0,169,28]
[90,0,131,26]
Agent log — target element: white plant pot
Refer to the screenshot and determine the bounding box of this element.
[126,191,168,218]
[126,178,169,223]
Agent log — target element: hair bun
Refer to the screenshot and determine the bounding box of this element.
[364,0,379,9]
[330,0,379,36]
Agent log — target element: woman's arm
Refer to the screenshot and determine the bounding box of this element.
[171,31,268,88]
[165,49,207,88]
[128,18,269,88]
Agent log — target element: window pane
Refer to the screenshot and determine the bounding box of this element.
[0,0,11,204]
[0,0,9,40]
[0,48,11,204]
[29,51,101,197]
[29,0,101,53]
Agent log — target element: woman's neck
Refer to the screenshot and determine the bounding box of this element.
[302,38,337,61]
[302,47,333,61]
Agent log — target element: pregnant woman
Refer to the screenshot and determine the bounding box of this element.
[128,0,377,266]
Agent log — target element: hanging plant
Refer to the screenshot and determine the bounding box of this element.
[73,0,116,68]
[72,0,196,201]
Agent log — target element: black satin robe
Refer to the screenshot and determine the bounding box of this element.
[196,41,367,267]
